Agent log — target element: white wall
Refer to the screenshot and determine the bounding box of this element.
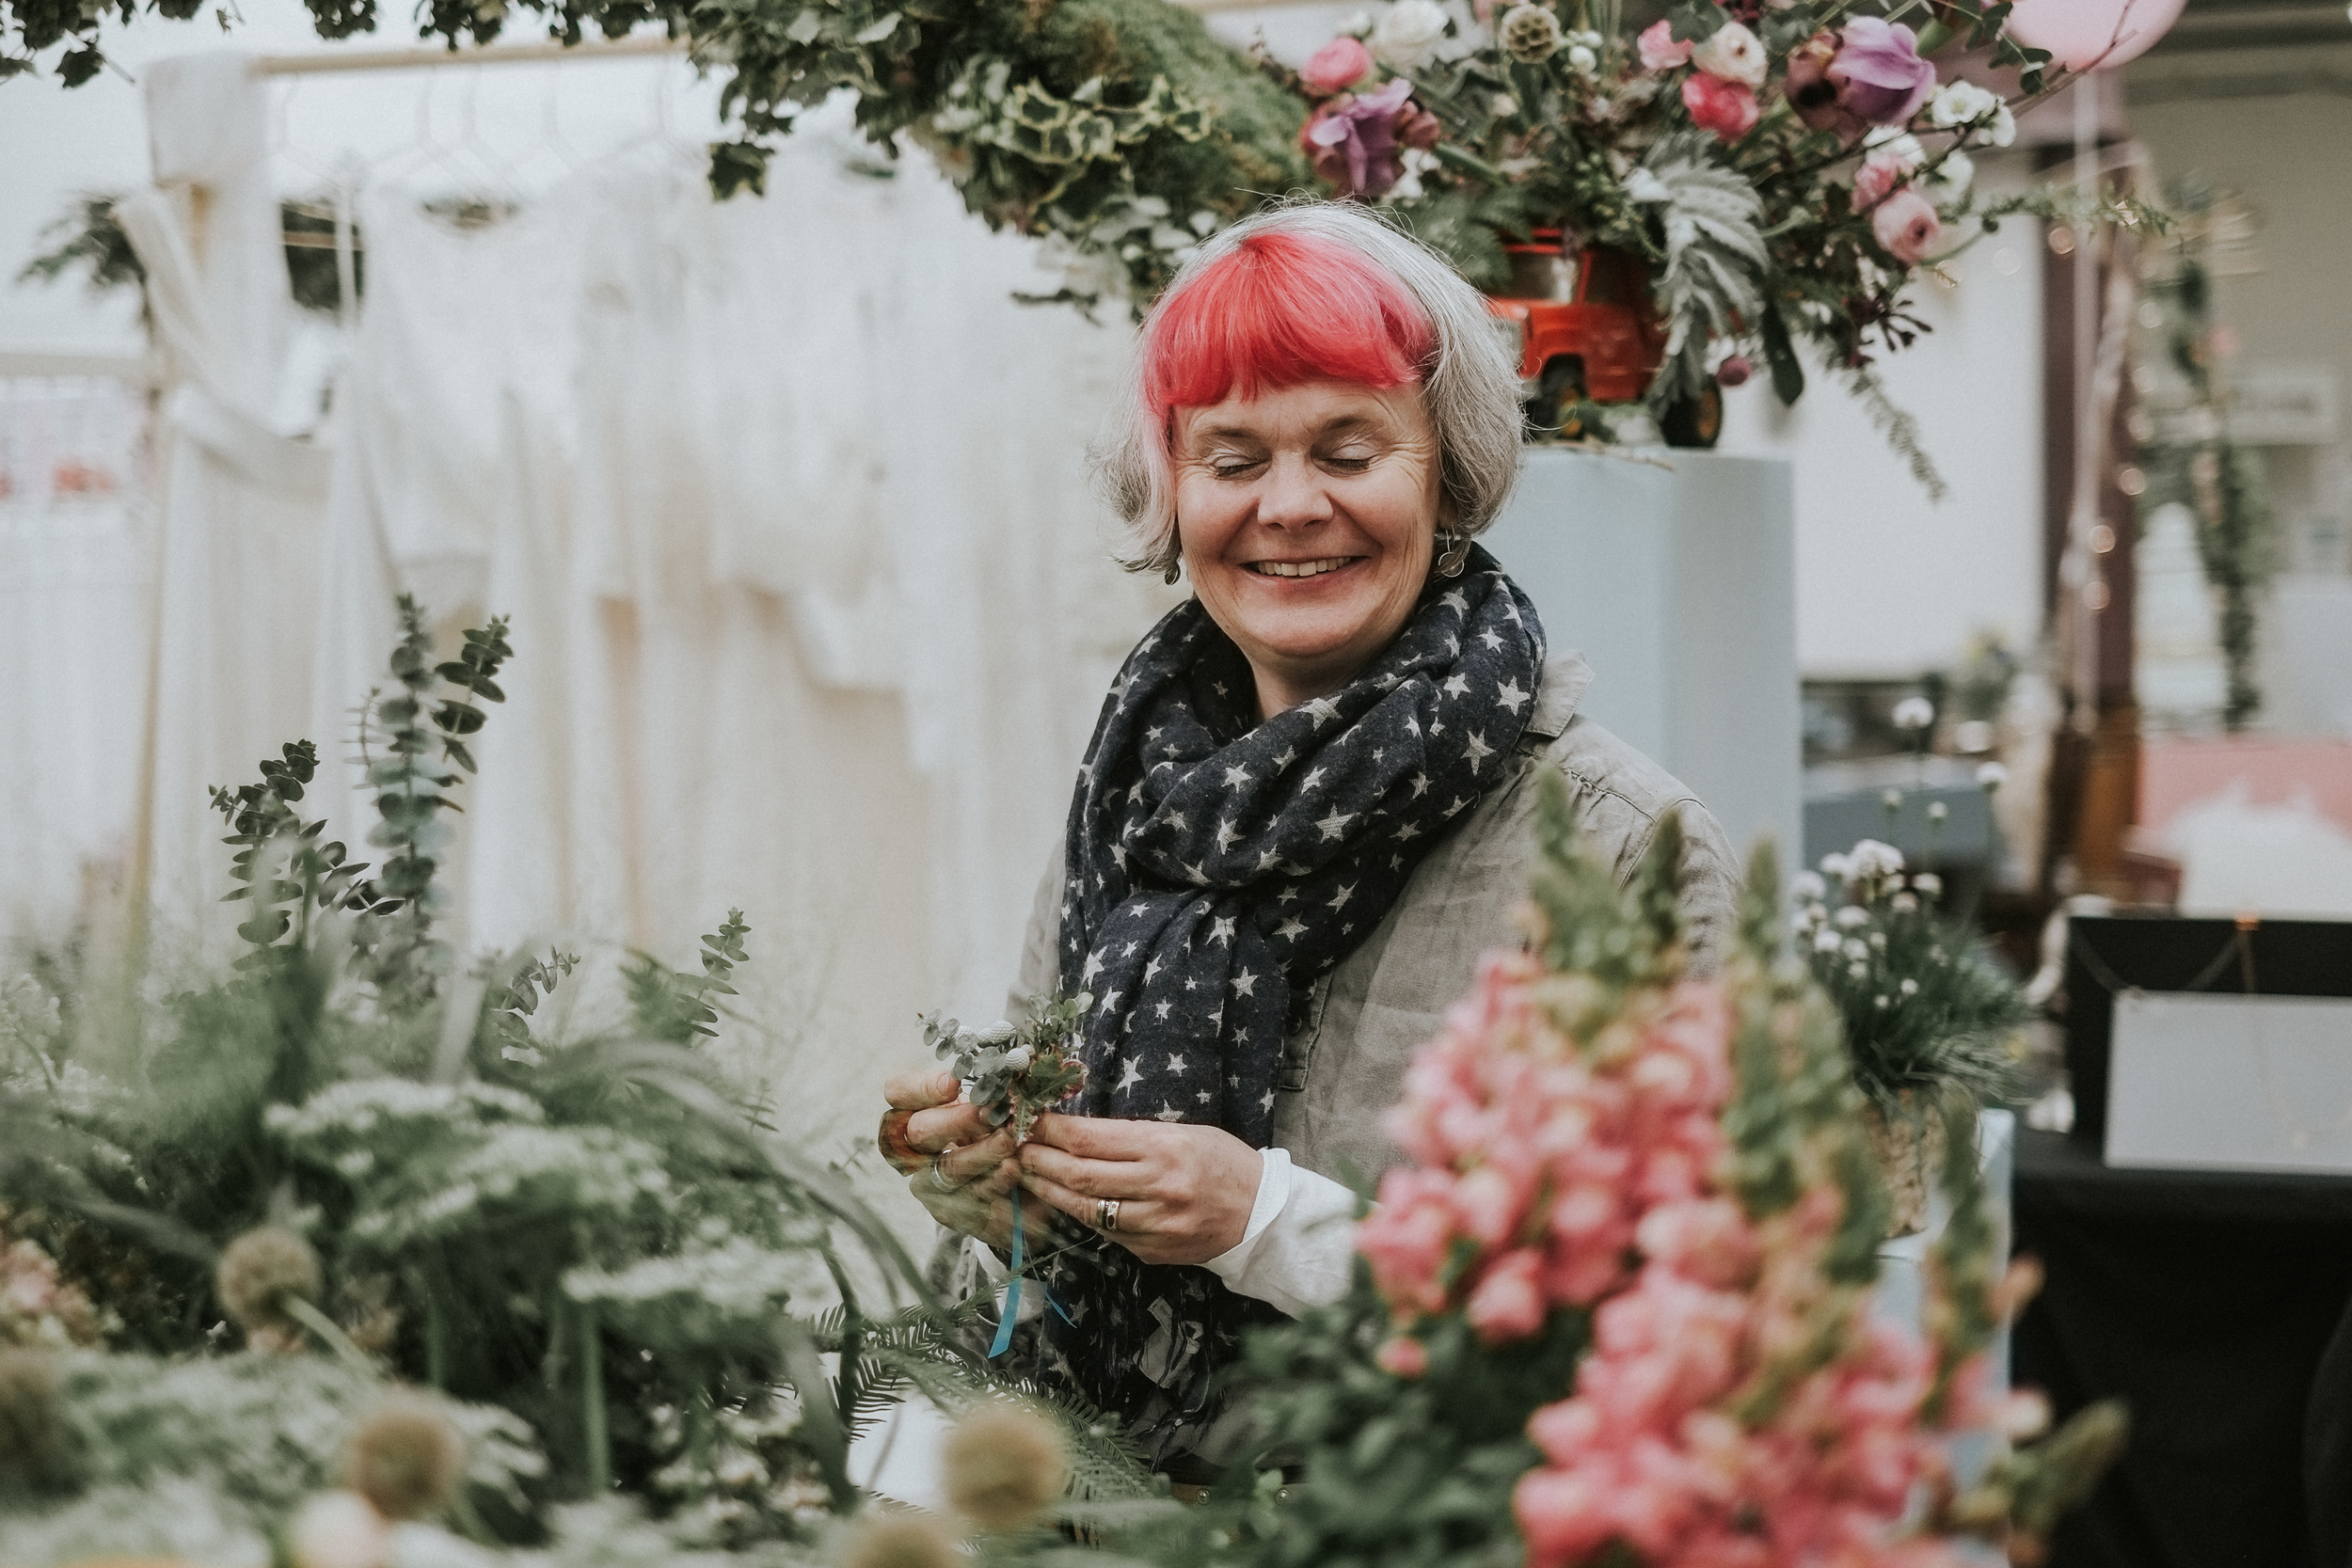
[1715,194,2048,680]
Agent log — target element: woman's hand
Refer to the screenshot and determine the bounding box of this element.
[1017,1113,1263,1267]
[878,1068,1033,1251]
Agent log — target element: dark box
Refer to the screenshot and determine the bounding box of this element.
[2061,913,2352,1147]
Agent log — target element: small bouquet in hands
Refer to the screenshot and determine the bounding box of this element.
[922,990,1091,1144]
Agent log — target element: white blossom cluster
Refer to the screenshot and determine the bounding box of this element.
[266,1080,546,1141]
[349,1125,671,1247]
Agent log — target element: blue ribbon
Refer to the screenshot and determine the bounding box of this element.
[988,1188,1074,1358]
[989,1189,1025,1357]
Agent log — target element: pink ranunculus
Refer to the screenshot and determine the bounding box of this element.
[1375,1334,1430,1377]
[1466,1246,1549,1343]
[1870,188,1943,262]
[1300,35,1374,93]
[1681,72,1760,142]
[1852,149,1912,211]
[1637,18,1692,71]
[1829,17,1939,128]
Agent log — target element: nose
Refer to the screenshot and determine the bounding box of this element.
[1255,451,1334,531]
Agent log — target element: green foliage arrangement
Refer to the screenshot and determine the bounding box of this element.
[920,990,1089,1143]
[0,603,1132,1566]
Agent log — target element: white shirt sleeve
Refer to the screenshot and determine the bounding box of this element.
[1200,1147,1360,1318]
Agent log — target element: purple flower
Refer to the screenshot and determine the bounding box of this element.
[1303,77,1418,198]
[1828,17,1938,128]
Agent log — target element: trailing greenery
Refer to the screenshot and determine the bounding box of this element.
[2136,174,2273,731]
[19,193,363,318]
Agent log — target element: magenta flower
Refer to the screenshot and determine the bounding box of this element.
[1830,17,1939,126]
[1787,19,1938,141]
[1302,77,1419,198]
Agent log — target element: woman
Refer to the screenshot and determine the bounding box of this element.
[879,202,1741,1482]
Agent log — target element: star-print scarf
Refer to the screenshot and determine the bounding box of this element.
[1030,545,1545,1467]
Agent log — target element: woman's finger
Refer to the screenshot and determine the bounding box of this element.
[937,1131,1016,1186]
[904,1100,992,1155]
[1018,1140,1132,1200]
[1025,1112,1154,1161]
[883,1067,961,1111]
[1018,1167,1105,1231]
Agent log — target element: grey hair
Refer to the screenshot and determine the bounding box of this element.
[1092,200,1525,578]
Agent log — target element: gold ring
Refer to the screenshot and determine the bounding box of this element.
[1095,1197,1120,1232]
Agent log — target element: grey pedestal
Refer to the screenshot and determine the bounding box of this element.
[1482,449,1800,873]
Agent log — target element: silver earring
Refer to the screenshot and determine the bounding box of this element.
[1435,531,1469,578]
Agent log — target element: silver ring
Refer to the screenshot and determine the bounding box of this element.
[1095,1197,1120,1232]
[922,1159,959,1196]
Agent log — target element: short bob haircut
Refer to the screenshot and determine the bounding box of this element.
[1095,200,1524,578]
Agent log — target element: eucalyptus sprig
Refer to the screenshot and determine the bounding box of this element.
[922,990,1091,1143]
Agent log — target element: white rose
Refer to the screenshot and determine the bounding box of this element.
[1692,21,1766,88]
[1372,0,1450,69]
[1928,79,1999,128]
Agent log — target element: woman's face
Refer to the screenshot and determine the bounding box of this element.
[1171,379,1446,720]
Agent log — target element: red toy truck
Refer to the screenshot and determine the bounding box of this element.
[1485,232,1723,449]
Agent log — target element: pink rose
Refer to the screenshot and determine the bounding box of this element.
[1375,1335,1430,1378]
[1451,1163,1528,1249]
[1681,72,1760,142]
[1637,19,1692,71]
[1466,1247,1549,1343]
[1301,35,1374,94]
[1870,188,1942,262]
[1852,149,1912,211]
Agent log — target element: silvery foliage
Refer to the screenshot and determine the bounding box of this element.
[1628,133,1769,409]
[921,990,1091,1142]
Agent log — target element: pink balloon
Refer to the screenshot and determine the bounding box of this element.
[2005,0,2187,71]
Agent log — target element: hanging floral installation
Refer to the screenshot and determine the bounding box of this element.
[12,0,2163,468]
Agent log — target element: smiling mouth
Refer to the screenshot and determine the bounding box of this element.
[1248,557,1359,578]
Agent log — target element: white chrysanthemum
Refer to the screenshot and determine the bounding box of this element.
[1790,870,1828,902]
[1834,906,1871,929]
[1814,928,1843,953]
[1373,0,1450,70]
